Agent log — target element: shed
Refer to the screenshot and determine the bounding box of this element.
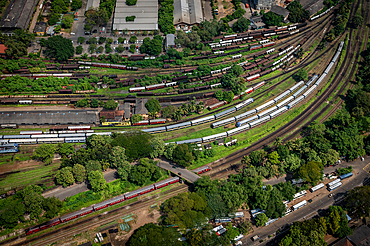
[166,34,176,50]
[204,144,212,150]
[270,5,290,20]
[34,22,47,35]
[46,26,55,36]
[134,98,149,117]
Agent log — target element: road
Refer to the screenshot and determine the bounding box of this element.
[241,157,370,245]
[156,158,201,183]
[43,169,117,200]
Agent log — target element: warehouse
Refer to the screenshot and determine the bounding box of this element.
[0,110,98,125]
[112,0,158,32]
[173,0,204,30]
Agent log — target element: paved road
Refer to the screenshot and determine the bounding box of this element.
[43,169,117,200]
[156,158,201,183]
[241,156,370,245]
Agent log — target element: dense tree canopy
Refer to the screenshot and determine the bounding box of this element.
[286,0,310,23]
[111,131,153,161]
[32,144,57,165]
[127,223,181,246]
[263,12,284,26]
[172,144,194,167]
[345,185,370,218]
[44,36,74,61]
[140,35,163,56]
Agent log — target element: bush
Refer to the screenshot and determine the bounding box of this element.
[126,0,137,5]
[126,16,136,21]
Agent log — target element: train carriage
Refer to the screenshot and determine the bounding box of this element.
[236,115,258,127]
[150,119,166,125]
[202,132,227,142]
[287,95,305,109]
[257,106,278,119]
[37,138,65,144]
[141,127,166,134]
[193,166,211,174]
[255,100,275,112]
[226,123,250,136]
[214,108,237,119]
[20,131,43,135]
[191,115,216,126]
[270,106,288,118]
[166,122,191,131]
[249,116,270,128]
[211,117,236,128]
[68,126,91,131]
[176,138,202,144]
[154,177,180,189]
[273,90,291,103]
[65,137,86,143]
[292,85,308,99]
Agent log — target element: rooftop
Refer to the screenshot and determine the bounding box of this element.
[34,22,47,33]
[173,0,204,25]
[0,0,38,30]
[166,34,175,48]
[113,0,158,30]
[85,0,100,12]
[0,44,7,54]
[135,98,149,115]
[348,225,370,246]
[270,5,290,18]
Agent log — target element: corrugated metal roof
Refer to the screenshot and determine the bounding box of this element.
[173,0,203,25]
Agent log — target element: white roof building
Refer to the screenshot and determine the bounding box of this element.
[173,0,203,28]
[113,0,158,31]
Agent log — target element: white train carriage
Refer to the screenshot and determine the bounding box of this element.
[65,137,86,143]
[222,66,232,72]
[232,54,242,59]
[129,87,145,92]
[236,115,258,127]
[287,95,304,109]
[255,100,275,112]
[288,81,304,93]
[31,134,58,139]
[305,74,318,87]
[8,139,37,144]
[270,106,288,118]
[314,74,326,87]
[246,74,260,81]
[202,132,227,142]
[226,123,250,136]
[302,85,317,98]
[292,86,308,99]
[235,98,254,111]
[257,106,278,119]
[37,138,65,144]
[20,131,43,135]
[234,109,257,121]
[166,82,177,87]
[211,117,236,128]
[18,100,32,104]
[276,96,294,109]
[249,116,270,128]
[273,90,291,103]
[176,138,202,144]
[260,39,270,44]
[191,115,215,126]
[266,48,275,54]
[210,83,221,88]
[59,133,86,138]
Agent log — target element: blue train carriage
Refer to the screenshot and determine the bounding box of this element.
[0,143,19,153]
[339,172,353,180]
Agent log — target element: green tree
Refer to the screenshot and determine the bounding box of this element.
[55,167,75,187]
[62,15,74,28]
[75,98,89,107]
[111,131,153,161]
[297,161,323,185]
[129,158,158,185]
[91,98,99,108]
[43,197,63,219]
[33,144,56,165]
[76,45,83,54]
[145,98,161,114]
[131,114,143,124]
[129,36,137,43]
[116,45,125,53]
[223,91,234,103]
[127,223,182,246]
[88,170,107,192]
[293,68,308,82]
[88,44,97,53]
[345,185,370,218]
[164,143,177,160]
[255,213,268,227]
[233,17,250,32]
[58,143,75,158]
[172,144,194,167]
[161,105,177,118]
[129,44,136,53]
[54,25,62,33]
[150,137,165,158]
[85,8,109,26]
[286,0,310,23]
[78,37,86,44]
[72,164,86,183]
[126,0,137,5]
[0,201,25,229]
[118,37,125,43]
[44,36,74,61]
[108,146,130,168]
[263,11,284,26]
[71,0,82,9]
[85,160,102,173]
[352,14,363,28]
[88,37,98,44]
[24,192,44,219]
[274,181,296,201]
[104,99,118,109]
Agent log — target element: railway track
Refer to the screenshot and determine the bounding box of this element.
[208,0,365,176]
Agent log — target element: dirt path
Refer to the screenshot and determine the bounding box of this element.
[28,0,42,34]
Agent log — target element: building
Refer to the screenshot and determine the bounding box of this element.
[0,44,7,57]
[113,0,158,33]
[134,98,149,118]
[85,0,100,12]
[347,225,370,246]
[270,5,290,20]
[253,0,275,10]
[250,15,265,29]
[34,22,47,35]
[0,0,39,35]
[99,110,125,121]
[46,26,55,36]
[166,34,176,50]
[124,103,131,121]
[173,0,203,30]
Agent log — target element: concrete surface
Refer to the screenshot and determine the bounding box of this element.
[156,158,201,183]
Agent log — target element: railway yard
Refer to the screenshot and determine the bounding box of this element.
[0,0,370,245]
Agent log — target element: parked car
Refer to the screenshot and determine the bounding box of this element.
[328,193,333,198]
[308,199,313,203]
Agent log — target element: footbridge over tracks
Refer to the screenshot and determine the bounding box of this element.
[156,159,200,183]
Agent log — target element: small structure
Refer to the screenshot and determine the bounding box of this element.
[134,98,149,117]
[173,0,203,30]
[34,22,47,35]
[250,16,265,30]
[166,34,176,50]
[46,26,55,36]
[204,144,212,150]
[124,103,131,121]
[253,0,275,10]
[270,5,290,21]
[347,225,370,246]
[217,139,225,146]
[99,111,117,121]
[0,44,7,58]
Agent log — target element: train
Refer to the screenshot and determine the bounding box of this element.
[77,61,138,71]
[0,143,19,153]
[26,177,181,235]
[310,6,335,21]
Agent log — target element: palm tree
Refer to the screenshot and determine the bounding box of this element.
[273,137,282,148]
